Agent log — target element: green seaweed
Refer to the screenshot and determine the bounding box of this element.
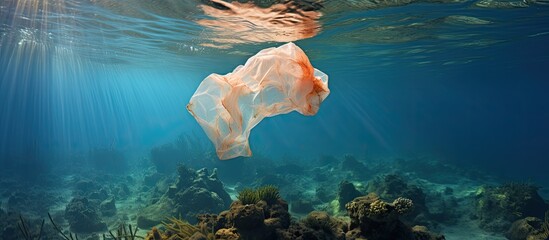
[103,223,143,240]
[17,215,44,240]
[48,212,78,240]
[256,185,281,204]
[238,188,261,205]
[237,185,281,205]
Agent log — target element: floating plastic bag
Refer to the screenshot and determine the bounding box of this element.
[187,42,329,160]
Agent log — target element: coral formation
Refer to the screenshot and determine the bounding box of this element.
[144,217,213,240]
[142,190,442,240]
[367,174,428,221]
[345,193,443,240]
[393,197,414,215]
[202,194,291,239]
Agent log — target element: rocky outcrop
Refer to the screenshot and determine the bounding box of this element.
[473,183,548,232]
[64,196,107,233]
[345,193,443,240]
[137,166,231,228]
[338,181,362,211]
[505,216,549,240]
[197,197,291,240]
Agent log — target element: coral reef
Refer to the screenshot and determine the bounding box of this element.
[141,190,443,240]
[367,174,429,222]
[199,193,291,239]
[137,165,231,228]
[345,193,443,240]
[473,182,549,232]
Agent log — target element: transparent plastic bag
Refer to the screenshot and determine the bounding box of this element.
[187,42,329,160]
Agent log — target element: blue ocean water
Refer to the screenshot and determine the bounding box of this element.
[3,0,548,181]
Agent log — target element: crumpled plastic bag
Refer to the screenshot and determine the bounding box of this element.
[187,42,330,160]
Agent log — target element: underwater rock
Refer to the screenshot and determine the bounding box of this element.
[473,183,549,232]
[64,196,107,233]
[291,199,315,214]
[176,186,227,221]
[87,188,109,202]
[143,172,162,187]
[137,166,231,228]
[300,211,348,239]
[215,227,240,239]
[505,217,547,240]
[114,183,131,199]
[100,197,116,216]
[426,192,460,225]
[231,203,265,229]
[341,155,369,177]
[338,180,362,210]
[74,179,98,194]
[137,195,173,229]
[411,225,446,240]
[316,186,336,203]
[187,42,330,159]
